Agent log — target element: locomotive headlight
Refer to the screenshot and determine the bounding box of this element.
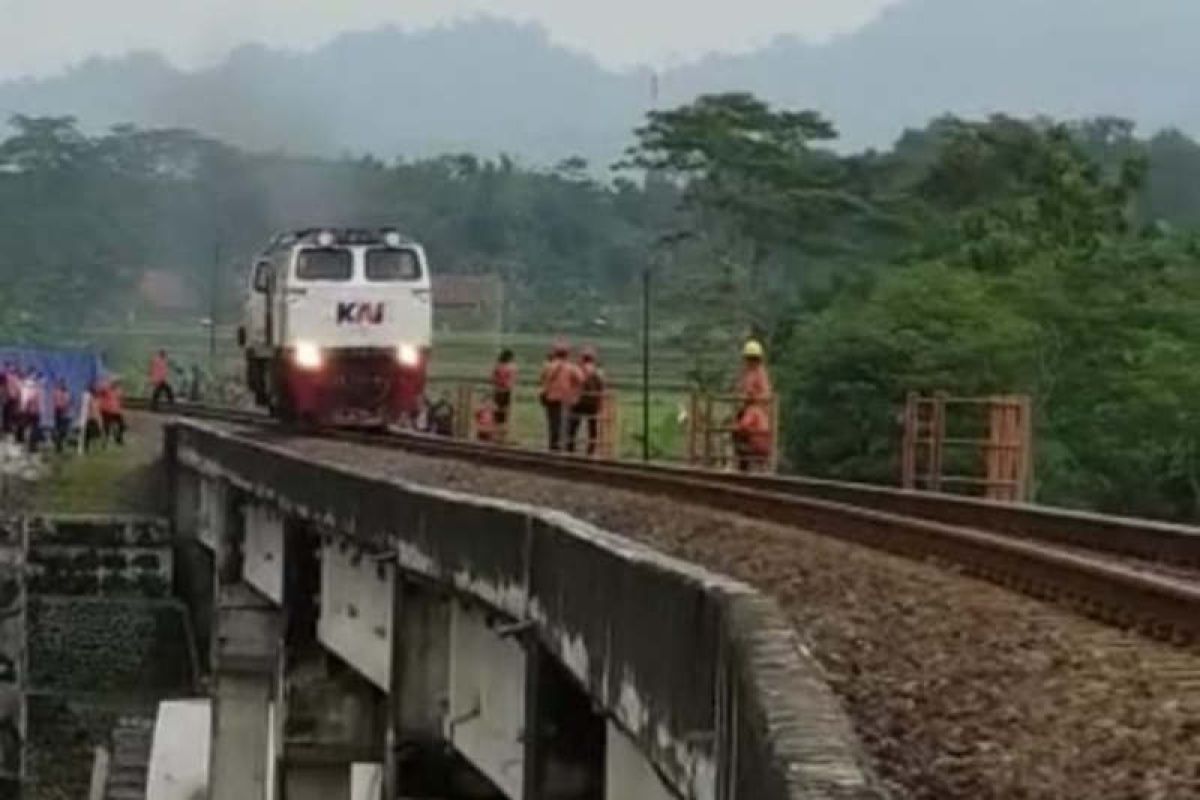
[293,341,323,370]
[397,343,421,367]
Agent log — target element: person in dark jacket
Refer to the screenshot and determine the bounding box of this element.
[567,348,605,455]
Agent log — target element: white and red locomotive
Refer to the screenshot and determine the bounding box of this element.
[238,228,432,426]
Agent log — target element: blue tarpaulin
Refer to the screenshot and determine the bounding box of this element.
[0,346,107,426]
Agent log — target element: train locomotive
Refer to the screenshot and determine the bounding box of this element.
[238,227,432,426]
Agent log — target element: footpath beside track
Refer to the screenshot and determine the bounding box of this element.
[130,399,1200,645]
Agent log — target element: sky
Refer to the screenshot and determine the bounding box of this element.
[0,0,902,79]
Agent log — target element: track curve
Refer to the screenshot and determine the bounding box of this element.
[131,399,1200,645]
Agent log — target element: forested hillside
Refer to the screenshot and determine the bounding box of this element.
[3,102,1200,519]
[3,0,1199,160]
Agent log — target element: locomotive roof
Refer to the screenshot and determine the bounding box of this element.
[261,227,417,254]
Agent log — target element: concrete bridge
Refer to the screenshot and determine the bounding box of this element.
[163,420,875,799]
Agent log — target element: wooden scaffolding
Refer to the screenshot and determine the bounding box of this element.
[901,392,1033,502]
[686,393,780,473]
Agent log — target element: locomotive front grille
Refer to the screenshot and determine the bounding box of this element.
[328,352,394,408]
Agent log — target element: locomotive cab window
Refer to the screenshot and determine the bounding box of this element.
[251,260,272,292]
[366,248,422,282]
[296,248,353,281]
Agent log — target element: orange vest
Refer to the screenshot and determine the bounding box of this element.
[738,364,772,405]
[540,358,583,404]
[98,387,123,415]
[150,355,169,385]
[736,404,772,455]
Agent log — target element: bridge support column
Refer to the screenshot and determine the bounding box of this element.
[387,581,450,796]
[208,583,280,800]
[205,478,283,800]
[278,531,387,800]
[278,670,384,800]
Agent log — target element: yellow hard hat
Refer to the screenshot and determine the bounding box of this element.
[743,340,764,359]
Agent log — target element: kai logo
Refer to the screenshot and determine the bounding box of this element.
[336,302,385,325]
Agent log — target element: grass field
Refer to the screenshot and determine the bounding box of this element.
[29,419,165,514]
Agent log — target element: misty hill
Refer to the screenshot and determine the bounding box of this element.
[1,0,1197,163]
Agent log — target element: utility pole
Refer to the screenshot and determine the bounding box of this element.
[641,69,660,463]
[641,265,651,462]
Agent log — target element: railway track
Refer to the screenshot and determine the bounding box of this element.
[131,399,1200,645]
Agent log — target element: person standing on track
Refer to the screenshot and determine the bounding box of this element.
[539,341,582,451]
[733,400,772,471]
[737,340,772,406]
[491,349,517,442]
[149,349,175,410]
[733,340,773,472]
[567,347,605,455]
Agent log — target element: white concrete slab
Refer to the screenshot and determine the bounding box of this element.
[447,602,525,800]
[605,721,677,800]
[318,539,393,690]
[242,504,285,603]
[146,699,211,800]
[351,763,383,800]
[198,478,223,552]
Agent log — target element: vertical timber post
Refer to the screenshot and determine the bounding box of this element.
[930,393,947,493]
[1018,395,1034,502]
[901,392,917,490]
[985,397,1003,501]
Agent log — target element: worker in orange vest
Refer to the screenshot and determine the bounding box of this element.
[491,349,517,440]
[539,341,583,451]
[737,340,772,406]
[52,379,71,453]
[567,347,606,455]
[733,340,773,472]
[149,350,174,410]
[97,378,126,446]
[733,401,772,472]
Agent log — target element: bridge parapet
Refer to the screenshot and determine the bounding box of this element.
[166,421,877,800]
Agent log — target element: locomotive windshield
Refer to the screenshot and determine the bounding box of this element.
[296,248,352,281]
[366,248,422,282]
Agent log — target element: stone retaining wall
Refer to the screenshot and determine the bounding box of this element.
[3,515,195,800]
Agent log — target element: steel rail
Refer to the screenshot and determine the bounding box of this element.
[132,399,1200,643]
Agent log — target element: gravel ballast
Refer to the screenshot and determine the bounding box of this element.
[245,431,1200,799]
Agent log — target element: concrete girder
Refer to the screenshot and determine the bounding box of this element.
[242,504,285,604]
[446,601,528,799]
[318,537,393,691]
[170,425,879,800]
